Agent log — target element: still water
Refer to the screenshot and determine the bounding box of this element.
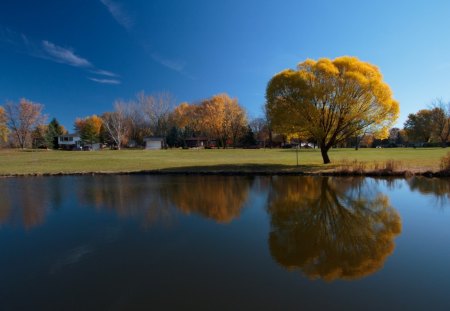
[0,175,449,310]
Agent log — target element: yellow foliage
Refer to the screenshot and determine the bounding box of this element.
[267,56,399,163]
[171,93,246,146]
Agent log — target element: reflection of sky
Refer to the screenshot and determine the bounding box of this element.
[376,178,450,308]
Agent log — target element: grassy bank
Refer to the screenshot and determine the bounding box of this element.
[0,147,449,176]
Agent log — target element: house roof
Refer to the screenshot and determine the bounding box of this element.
[59,133,80,138]
[144,137,164,141]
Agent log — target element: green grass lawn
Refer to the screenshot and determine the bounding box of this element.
[0,147,448,175]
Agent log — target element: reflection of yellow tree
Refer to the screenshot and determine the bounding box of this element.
[268,177,401,281]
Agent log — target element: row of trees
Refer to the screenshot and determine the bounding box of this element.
[0,92,255,149]
[73,92,250,149]
[403,99,450,146]
[357,100,450,149]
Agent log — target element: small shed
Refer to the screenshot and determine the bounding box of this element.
[144,137,165,150]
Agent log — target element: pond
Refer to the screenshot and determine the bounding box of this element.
[0,175,450,310]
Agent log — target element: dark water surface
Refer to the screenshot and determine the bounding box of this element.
[1,175,450,310]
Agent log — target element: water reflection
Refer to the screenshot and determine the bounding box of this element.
[76,176,176,227]
[407,177,450,207]
[159,176,253,223]
[0,176,254,229]
[0,176,406,281]
[0,178,57,229]
[77,175,253,225]
[267,176,402,281]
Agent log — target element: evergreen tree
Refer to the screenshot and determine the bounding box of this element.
[166,126,182,147]
[45,118,66,149]
[240,126,257,147]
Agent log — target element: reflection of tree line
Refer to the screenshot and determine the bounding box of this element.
[0,178,61,229]
[407,177,450,201]
[3,175,449,281]
[0,176,254,229]
[76,176,176,227]
[76,175,254,225]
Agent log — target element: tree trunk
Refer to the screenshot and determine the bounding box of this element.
[269,129,273,148]
[320,146,331,164]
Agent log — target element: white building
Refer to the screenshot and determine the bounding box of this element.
[58,134,82,150]
[144,137,165,150]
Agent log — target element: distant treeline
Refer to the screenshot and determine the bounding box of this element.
[0,94,449,150]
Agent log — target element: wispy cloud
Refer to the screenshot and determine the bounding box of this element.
[100,0,134,30]
[89,69,119,77]
[96,3,191,78]
[88,77,121,84]
[0,26,121,85]
[41,40,92,68]
[151,52,186,73]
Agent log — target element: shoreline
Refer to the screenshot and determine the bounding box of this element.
[1,168,448,178]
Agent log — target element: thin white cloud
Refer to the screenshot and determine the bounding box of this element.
[96,4,191,78]
[100,0,134,30]
[41,40,92,68]
[90,69,119,77]
[88,77,121,84]
[151,52,186,73]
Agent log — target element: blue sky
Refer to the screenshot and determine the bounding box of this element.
[1,0,450,130]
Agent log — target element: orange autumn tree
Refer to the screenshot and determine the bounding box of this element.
[170,102,203,138]
[266,56,399,163]
[74,115,103,145]
[171,94,247,147]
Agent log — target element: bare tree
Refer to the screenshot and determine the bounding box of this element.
[249,117,270,147]
[137,91,175,137]
[124,101,147,145]
[102,101,129,150]
[4,99,46,149]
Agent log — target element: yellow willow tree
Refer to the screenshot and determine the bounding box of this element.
[266,56,399,164]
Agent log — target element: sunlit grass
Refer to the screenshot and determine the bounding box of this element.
[0,147,448,175]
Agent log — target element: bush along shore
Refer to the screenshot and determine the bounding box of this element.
[1,160,450,178]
